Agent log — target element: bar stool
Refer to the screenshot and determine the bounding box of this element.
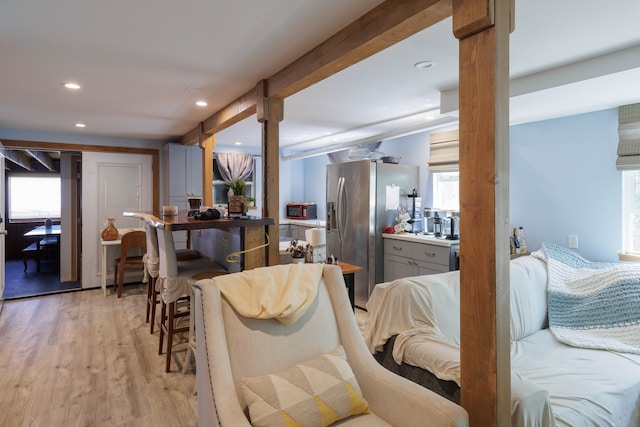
[144,222,204,333]
[156,227,227,373]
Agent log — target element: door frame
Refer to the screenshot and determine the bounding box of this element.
[1,140,159,290]
[0,141,5,305]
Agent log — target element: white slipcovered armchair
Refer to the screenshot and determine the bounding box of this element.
[194,263,468,427]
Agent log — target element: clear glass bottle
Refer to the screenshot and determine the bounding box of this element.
[518,226,527,254]
[512,227,520,254]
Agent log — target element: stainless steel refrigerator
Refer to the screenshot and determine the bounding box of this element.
[326,160,418,309]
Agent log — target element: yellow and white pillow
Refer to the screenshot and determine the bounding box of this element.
[240,345,369,427]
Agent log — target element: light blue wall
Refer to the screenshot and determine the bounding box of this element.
[295,109,622,262]
[509,109,621,262]
[299,155,330,221]
[296,129,442,221]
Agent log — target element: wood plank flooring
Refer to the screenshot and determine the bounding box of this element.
[0,284,197,427]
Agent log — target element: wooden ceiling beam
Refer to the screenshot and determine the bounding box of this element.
[201,87,258,136]
[182,0,452,142]
[267,0,452,99]
[180,125,201,146]
[25,149,55,171]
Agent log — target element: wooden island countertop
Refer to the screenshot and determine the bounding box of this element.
[124,211,275,269]
[123,211,274,231]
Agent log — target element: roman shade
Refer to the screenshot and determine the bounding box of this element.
[616,103,640,171]
[428,130,459,172]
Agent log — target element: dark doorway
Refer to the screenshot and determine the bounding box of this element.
[3,149,82,299]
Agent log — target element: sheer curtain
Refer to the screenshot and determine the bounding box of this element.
[216,153,254,181]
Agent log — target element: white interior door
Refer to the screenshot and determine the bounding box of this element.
[0,141,5,303]
[81,152,153,290]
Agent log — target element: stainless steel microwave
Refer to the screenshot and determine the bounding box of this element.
[286,203,317,219]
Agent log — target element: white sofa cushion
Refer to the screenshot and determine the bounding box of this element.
[509,256,548,341]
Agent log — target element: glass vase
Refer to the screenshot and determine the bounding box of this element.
[101,217,119,241]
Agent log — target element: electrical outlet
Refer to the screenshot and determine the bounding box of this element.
[568,234,579,249]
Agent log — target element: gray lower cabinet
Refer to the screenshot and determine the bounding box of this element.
[383,238,458,282]
[279,224,292,239]
[280,224,314,241]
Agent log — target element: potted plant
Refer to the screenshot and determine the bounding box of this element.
[225,178,249,214]
[286,239,310,263]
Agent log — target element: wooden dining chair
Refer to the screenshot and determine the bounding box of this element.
[113,230,147,298]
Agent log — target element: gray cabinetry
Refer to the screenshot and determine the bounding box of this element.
[164,143,203,211]
[280,223,315,241]
[383,238,458,282]
[164,143,203,249]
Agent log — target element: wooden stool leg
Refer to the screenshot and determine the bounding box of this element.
[113,264,118,295]
[165,301,175,373]
[150,281,159,334]
[182,294,196,374]
[117,263,125,298]
[158,301,167,355]
[145,276,155,323]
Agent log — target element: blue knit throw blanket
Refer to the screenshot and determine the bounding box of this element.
[534,243,640,354]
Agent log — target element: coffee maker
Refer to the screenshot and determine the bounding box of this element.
[422,208,447,235]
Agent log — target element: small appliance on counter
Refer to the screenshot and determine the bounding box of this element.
[444,212,460,240]
[286,202,317,219]
[406,189,422,233]
[422,207,447,235]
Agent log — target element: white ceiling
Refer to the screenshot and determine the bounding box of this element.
[1,0,640,155]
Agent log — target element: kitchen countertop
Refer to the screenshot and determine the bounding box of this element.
[383,232,459,247]
[280,218,326,227]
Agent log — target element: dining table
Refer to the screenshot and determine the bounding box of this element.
[23,224,61,272]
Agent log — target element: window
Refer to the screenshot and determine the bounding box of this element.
[622,170,640,254]
[212,158,255,205]
[432,171,459,211]
[8,174,61,221]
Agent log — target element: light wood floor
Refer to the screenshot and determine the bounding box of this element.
[0,284,197,427]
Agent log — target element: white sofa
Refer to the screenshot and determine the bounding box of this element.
[365,255,640,427]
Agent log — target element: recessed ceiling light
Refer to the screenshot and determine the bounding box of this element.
[425,115,435,121]
[234,141,242,146]
[196,100,207,107]
[75,123,86,128]
[414,61,435,70]
[63,82,81,90]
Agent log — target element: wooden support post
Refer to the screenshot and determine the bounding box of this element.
[200,131,215,207]
[453,0,513,425]
[257,80,284,266]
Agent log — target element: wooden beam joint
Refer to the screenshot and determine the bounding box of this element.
[256,80,284,124]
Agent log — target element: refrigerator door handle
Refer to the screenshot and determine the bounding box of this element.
[337,176,346,243]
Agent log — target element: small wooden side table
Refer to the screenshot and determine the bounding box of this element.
[337,261,363,311]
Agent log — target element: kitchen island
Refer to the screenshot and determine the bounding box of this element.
[382,232,459,282]
[124,211,274,270]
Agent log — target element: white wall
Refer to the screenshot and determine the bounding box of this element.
[0,128,165,150]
